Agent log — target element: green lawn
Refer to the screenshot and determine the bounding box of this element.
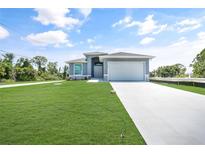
[157,82,205,95]
[0,81,145,145]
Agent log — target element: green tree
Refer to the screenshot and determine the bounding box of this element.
[151,64,186,77]
[47,62,58,75]
[15,57,32,68]
[3,53,14,63]
[63,65,68,79]
[191,48,205,77]
[1,53,15,79]
[14,58,36,81]
[32,56,48,74]
[14,66,36,81]
[0,59,6,79]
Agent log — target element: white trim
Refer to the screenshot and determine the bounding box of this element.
[74,63,83,75]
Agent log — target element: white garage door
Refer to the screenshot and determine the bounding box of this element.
[108,61,145,81]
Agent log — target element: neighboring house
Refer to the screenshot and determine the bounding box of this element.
[66,52,154,81]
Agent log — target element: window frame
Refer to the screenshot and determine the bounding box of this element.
[74,63,83,75]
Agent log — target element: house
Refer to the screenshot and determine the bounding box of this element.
[66,52,154,81]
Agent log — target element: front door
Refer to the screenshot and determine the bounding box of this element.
[94,64,103,78]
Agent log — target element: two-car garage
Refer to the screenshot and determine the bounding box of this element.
[107,61,146,81]
[99,52,154,81]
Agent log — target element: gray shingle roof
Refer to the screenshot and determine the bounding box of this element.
[83,51,108,56]
[66,58,87,64]
[99,52,155,60]
[66,52,155,64]
[108,52,153,57]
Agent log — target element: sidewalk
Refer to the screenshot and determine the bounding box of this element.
[0,80,64,89]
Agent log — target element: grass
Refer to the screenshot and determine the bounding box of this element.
[0,81,145,145]
[157,82,205,95]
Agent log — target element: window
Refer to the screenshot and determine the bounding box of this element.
[74,64,82,75]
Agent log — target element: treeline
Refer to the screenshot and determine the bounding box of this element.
[151,48,205,78]
[0,53,68,82]
[150,64,186,78]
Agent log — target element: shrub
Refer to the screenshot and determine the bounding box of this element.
[15,66,37,81]
[40,72,60,80]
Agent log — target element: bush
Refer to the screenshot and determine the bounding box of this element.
[40,72,60,80]
[0,79,15,84]
[15,67,37,81]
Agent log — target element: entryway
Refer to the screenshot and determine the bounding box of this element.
[94,63,103,78]
[91,57,103,78]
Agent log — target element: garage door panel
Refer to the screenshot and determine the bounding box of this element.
[108,61,145,81]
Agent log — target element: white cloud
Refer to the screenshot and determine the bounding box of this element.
[176,19,201,33]
[89,44,102,50]
[33,8,80,28]
[87,38,95,44]
[112,15,167,35]
[25,30,73,47]
[152,24,168,34]
[112,16,132,28]
[140,37,155,45]
[86,37,102,49]
[136,15,167,35]
[78,8,92,18]
[0,26,9,39]
[197,32,205,40]
[169,37,188,47]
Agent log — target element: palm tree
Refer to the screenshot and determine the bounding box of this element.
[3,53,15,63]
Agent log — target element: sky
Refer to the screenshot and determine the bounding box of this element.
[0,8,205,73]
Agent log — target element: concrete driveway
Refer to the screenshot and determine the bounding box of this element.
[110,82,205,145]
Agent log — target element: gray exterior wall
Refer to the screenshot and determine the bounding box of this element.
[86,57,92,76]
[83,63,87,75]
[69,63,74,75]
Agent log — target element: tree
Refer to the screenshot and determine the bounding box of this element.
[151,64,186,77]
[14,57,36,81]
[0,59,6,79]
[2,53,14,63]
[191,48,205,77]
[15,58,32,68]
[63,65,68,79]
[0,53,64,82]
[32,56,47,73]
[14,66,36,81]
[172,64,186,77]
[47,62,58,75]
[1,53,15,79]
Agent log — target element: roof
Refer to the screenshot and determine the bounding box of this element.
[66,58,87,64]
[83,51,108,56]
[99,52,155,60]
